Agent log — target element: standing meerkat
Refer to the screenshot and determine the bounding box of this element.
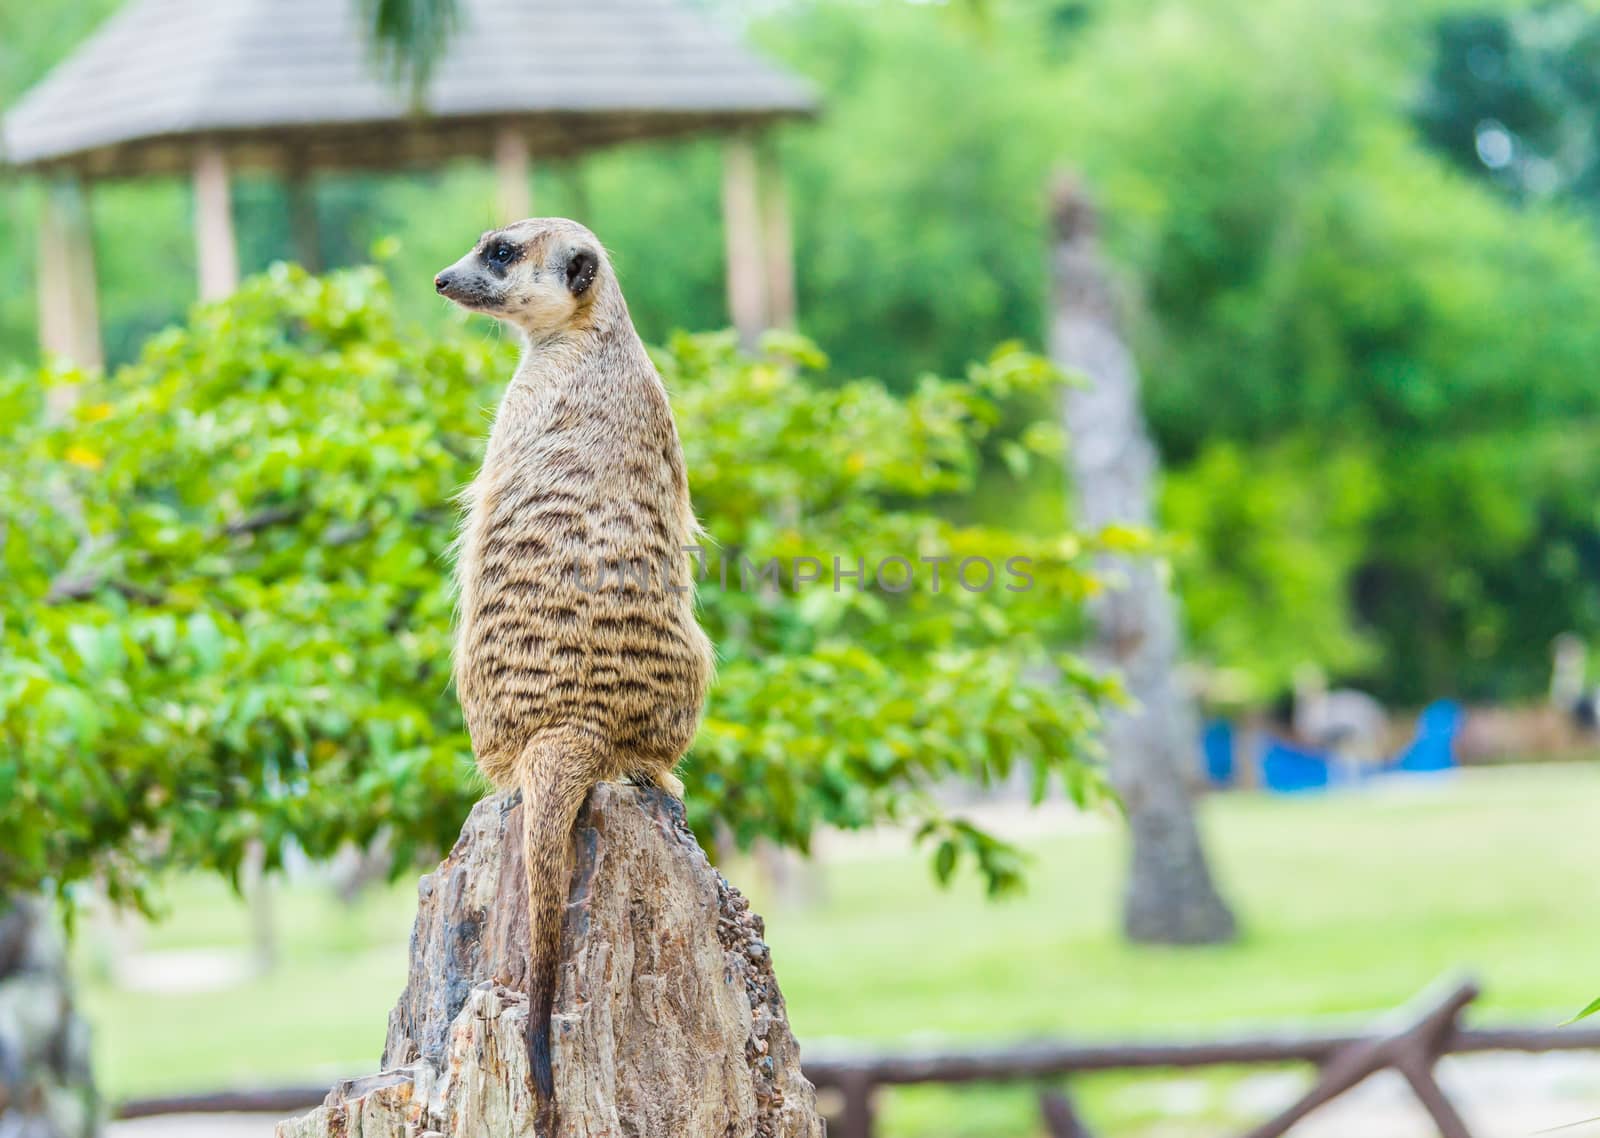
[434,218,713,1108]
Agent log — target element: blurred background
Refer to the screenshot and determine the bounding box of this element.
[2,0,1599,1135]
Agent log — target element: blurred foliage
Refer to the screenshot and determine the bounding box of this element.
[7,0,1600,708]
[1050,0,1600,702]
[1162,441,1382,707]
[1416,0,1600,208]
[759,2,1059,382]
[0,265,1116,908]
[362,0,458,96]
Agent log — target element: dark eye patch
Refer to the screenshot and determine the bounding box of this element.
[486,242,517,265]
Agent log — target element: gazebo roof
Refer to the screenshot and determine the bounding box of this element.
[2,0,817,178]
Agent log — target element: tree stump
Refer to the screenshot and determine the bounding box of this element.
[277,783,822,1138]
[0,896,98,1138]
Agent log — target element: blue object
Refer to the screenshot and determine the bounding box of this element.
[1259,737,1332,793]
[1391,699,1462,773]
[1201,720,1235,786]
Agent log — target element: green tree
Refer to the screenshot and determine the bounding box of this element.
[1415,2,1600,210]
[362,0,459,93]
[13,0,1600,710]
[1162,440,1381,706]
[759,1,1062,383]
[1057,0,1600,701]
[0,263,1114,915]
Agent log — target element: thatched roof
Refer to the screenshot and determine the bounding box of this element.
[2,0,816,177]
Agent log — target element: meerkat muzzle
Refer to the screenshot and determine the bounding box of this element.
[435,269,498,311]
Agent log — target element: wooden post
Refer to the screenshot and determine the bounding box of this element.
[1241,978,1479,1138]
[36,176,104,382]
[758,140,796,331]
[494,125,532,222]
[1039,1088,1094,1138]
[721,133,767,351]
[834,1071,877,1138]
[284,159,321,274]
[193,144,239,300]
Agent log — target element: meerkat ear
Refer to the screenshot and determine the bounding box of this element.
[565,249,598,296]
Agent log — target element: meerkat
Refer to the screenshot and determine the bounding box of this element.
[434,218,713,1108]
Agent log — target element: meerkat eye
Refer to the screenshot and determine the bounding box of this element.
[489,242,515,264]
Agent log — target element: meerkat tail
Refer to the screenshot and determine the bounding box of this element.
[517,736,597,1105]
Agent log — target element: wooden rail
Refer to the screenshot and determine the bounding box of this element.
[115,978,1600,1137]
[798,979,1600,1138]
[115,1086,332,1119]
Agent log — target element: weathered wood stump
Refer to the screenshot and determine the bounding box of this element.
[277,784,822,1137]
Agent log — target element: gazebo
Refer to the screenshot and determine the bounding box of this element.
[1,0,817,368]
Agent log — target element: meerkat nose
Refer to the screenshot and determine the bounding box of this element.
[435,272,453,293]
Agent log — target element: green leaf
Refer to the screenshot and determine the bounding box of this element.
[1568,997,1600,1025]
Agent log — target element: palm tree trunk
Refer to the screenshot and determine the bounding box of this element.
[1049,174,1238,945]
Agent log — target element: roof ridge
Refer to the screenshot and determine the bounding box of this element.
[2,0,150,149]
[2,0,817,174]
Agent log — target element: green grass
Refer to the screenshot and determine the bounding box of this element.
[73,876,417,1095]
[73,764,1600,1135]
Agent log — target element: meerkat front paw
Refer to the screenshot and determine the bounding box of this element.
[653,770,685,799]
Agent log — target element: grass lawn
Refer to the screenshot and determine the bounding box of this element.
[73,763,1600,1135]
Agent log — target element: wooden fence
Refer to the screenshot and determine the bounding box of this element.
[117,977,1600,1137]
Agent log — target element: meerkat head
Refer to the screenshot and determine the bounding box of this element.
[434,218,610,337]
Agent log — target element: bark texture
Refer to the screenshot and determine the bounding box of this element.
[0,896,98,1138]
[1049,175,1238,946]
[278,783,822,1138]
